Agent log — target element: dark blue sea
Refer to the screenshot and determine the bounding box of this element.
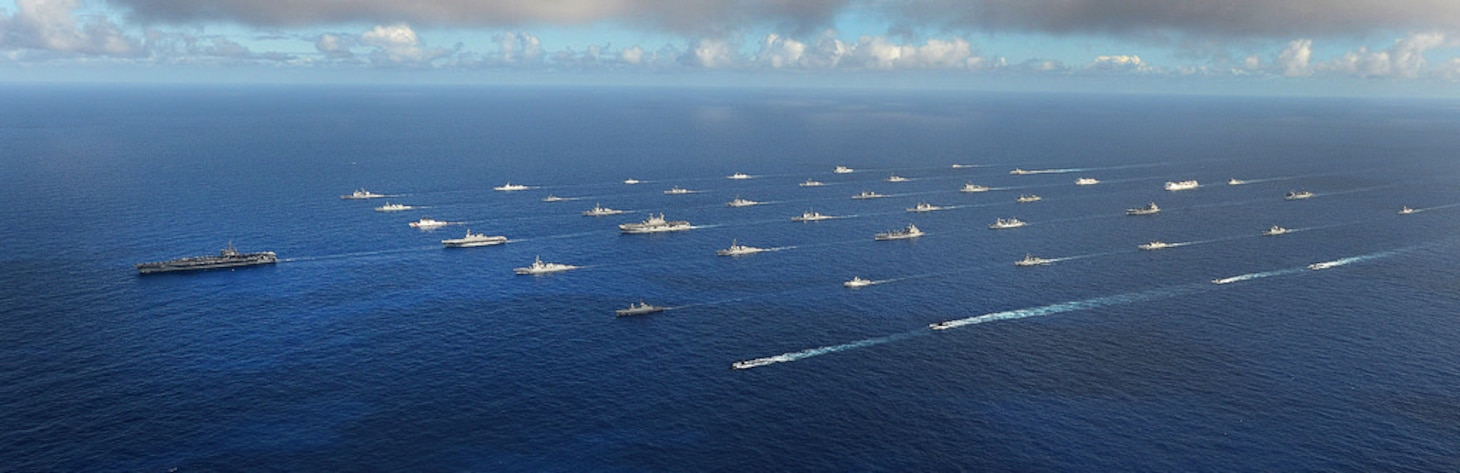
[4,85,1460,471]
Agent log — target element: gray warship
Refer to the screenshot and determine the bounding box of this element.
[135,243,277,274]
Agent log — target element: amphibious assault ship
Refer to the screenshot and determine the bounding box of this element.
[135,243,277,274]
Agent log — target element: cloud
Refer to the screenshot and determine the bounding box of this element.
[1242,55,1261,70]
[139,30,294,63]
[551,43,613,67]
[1,0,143,56]
[620,45,645,65]
[755,33,806,68]
[1319,32,1446,78]
[106,0,854,35]
[847,36,994,70]
[1015,58,1068,72]
[736,33,1003,70]
[1260,33,1453,79]
[682,37,738,68]
[315,33,355,60]
[190,36,249,58]
[1436,57,1460,81]
[492,31,543,64]
[359,23,452,65]
[752,31,853,68]
[1087,54,1148,72]
[101,0,1460,39]
[887,0,1460,38]
[1276,39,1312,77]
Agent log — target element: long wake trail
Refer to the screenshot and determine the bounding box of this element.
[927,284,1205,331]
[733,245,1419,370]
[1400,202,1460,214]
[511,230,604,243]
[733,284,1203,369]
[732,333,924,369]
[1045,251,1120,263]
[282,245,440,263]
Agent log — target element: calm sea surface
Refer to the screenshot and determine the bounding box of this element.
[3,86,1460,471]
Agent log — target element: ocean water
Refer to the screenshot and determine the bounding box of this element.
[3,86,1460,471]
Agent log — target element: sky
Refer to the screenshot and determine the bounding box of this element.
[1,0,1459,96]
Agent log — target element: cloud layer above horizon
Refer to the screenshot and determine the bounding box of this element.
[3,0,1460,88]
[102,0,1460,38]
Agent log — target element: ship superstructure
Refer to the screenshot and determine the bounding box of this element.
[619,213,692,234]
[135,243,277,274]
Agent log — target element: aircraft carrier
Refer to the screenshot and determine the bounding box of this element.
[135,243,277,274]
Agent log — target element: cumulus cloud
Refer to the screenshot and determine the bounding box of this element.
[359,23,451,65]
[492,31,543,64]
[1388,33,1448,77]
[1087,54,1148,72]
[682,37,738,68]
[752,31,851,68]
[620,45,645,65]
[1262,33,1453,79]
[1,0,142,56]
[755,33,806,68]
[1276,39,1313,77]
[847,36,995,70]
[738,33,1001,70]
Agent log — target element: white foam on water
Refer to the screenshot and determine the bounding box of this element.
[512,230,602,242]
[1046,251,1116,263]
[1310,184,1394,198]
[715,218,796,228]
[733,244,1428,371]
[731,333,922,370]
[1309,248,1410,270]
[1022,168,1084,174]
[283,245,440,263]
[1209,268,1305,285]
[1402,202,1460,213]
[735,282,1216,369]
[1098,176,1170,184]
[930,285,1201,330]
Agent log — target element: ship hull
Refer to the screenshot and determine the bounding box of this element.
[619,224,692,234]
[717,249,765,256]
[874,233,922,240]
[515,267,575,275]
[135,253,277,274]
[443,239,507,248]
[615,307,665,317]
